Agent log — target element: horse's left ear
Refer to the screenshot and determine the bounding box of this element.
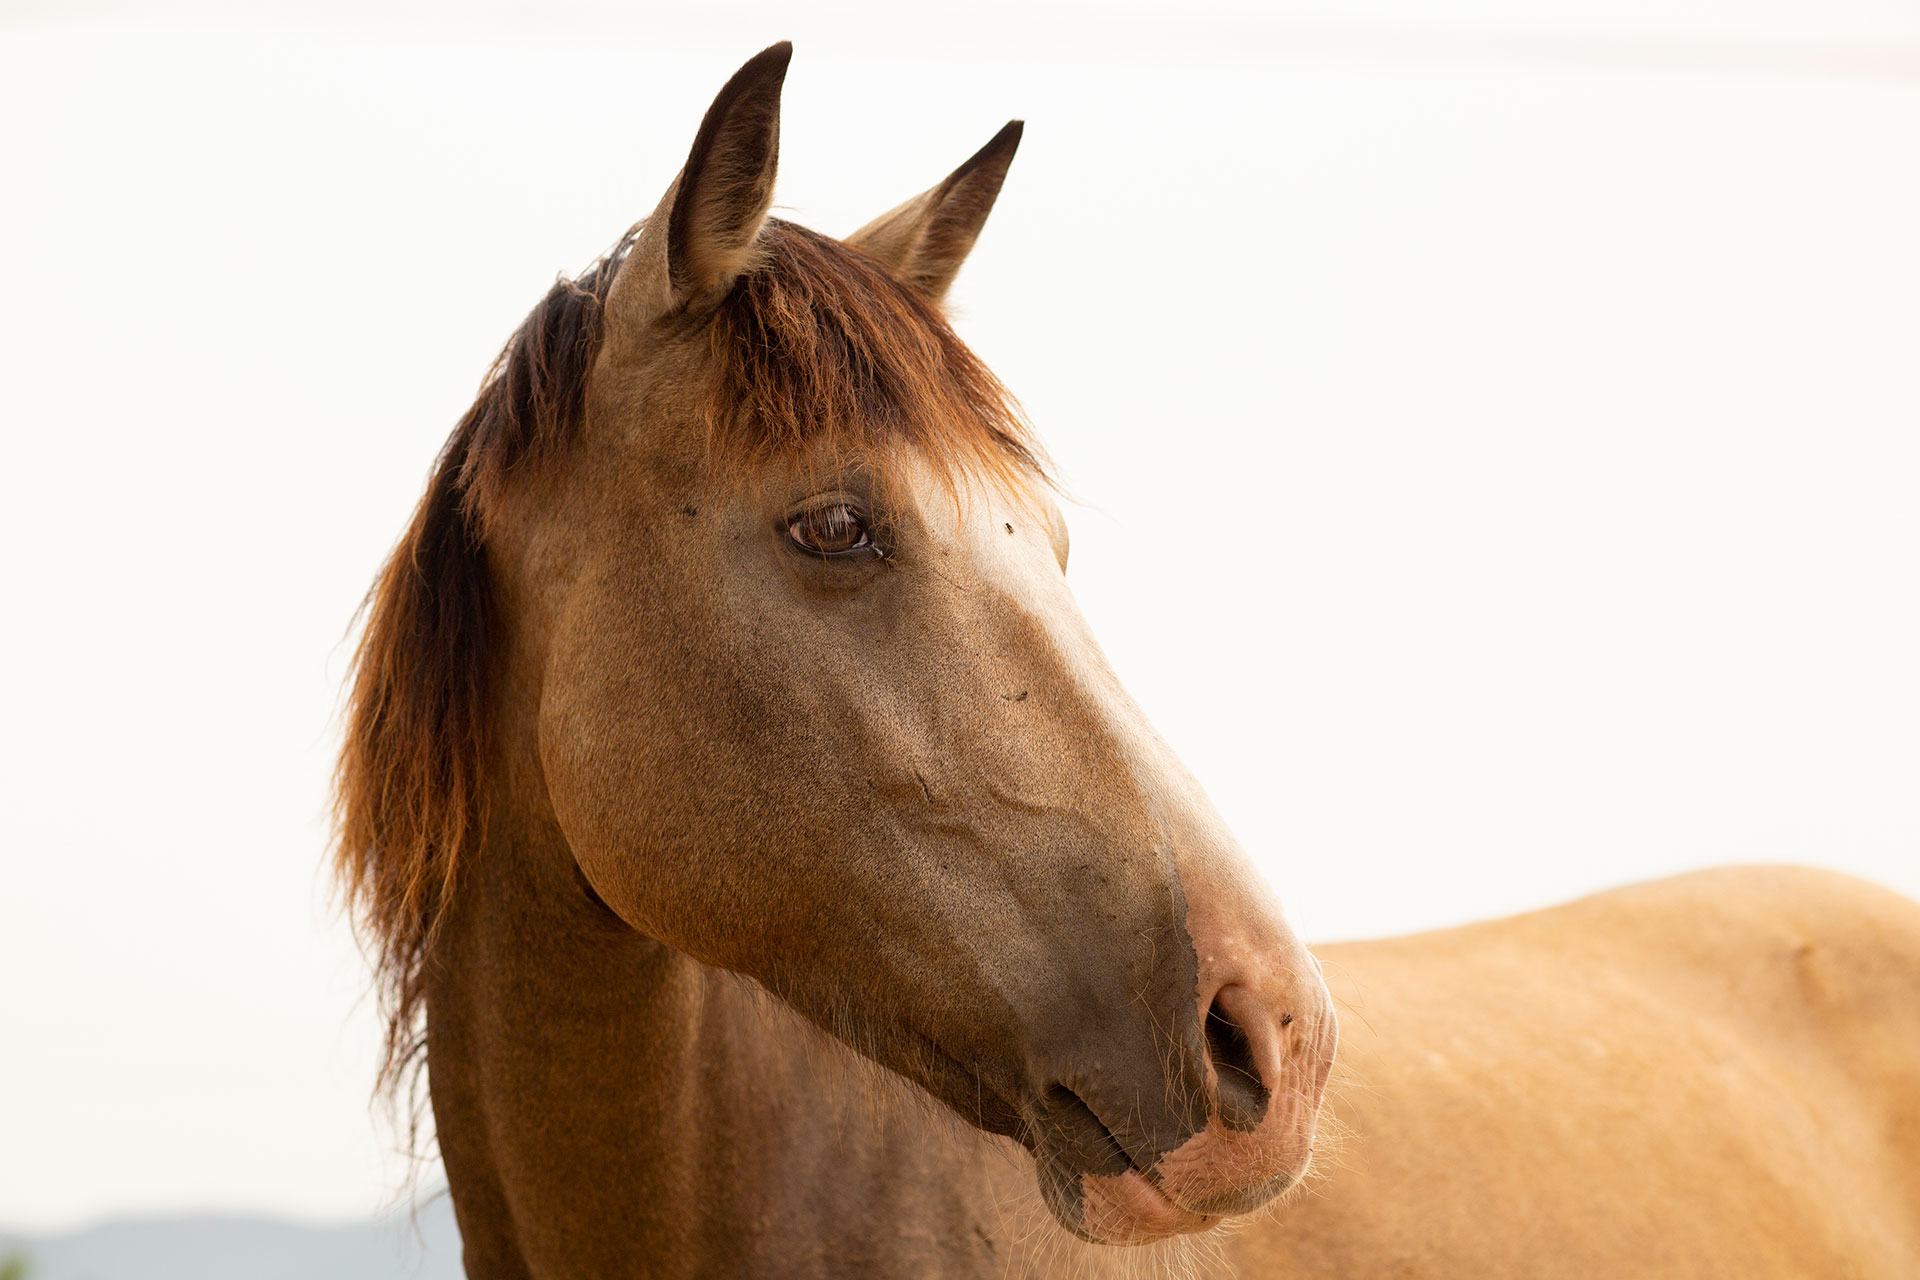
[609,42,791,328]
[846,120,1023,302]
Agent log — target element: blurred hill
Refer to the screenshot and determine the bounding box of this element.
[0,1196,460,1280]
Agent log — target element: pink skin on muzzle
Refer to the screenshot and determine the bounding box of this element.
[1081,898,1339,1244]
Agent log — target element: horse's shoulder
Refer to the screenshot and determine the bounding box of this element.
[1317,865,1920,1031]
[1579,864,1920,972]
[1597,861,1916,918]
[1526,868,1920,1085]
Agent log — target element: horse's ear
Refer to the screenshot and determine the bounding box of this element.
[608,42,791,327]
[846,120,1023,303]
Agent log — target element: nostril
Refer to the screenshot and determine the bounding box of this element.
[1204,992,1271,1131]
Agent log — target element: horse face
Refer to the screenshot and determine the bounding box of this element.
[519,45,1336,1244]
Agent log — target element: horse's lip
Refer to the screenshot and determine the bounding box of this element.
[1078,1167,1221,1244]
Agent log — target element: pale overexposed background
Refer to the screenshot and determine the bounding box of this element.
[2,0,1916,1235]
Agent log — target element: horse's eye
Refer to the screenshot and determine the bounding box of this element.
[787,503,872,556]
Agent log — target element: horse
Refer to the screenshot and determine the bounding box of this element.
[334,43,1920,1278]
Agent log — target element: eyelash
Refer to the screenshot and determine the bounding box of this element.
[786,502,883,558]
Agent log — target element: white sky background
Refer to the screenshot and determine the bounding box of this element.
[2,0,1916,1233]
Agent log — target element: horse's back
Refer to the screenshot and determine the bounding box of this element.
[1229,866,1920,1279]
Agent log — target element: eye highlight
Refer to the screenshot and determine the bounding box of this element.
[786,501,877,557]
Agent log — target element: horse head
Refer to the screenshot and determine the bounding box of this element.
[342,43,1335,1246]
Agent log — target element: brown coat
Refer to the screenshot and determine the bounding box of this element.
[335,44,1920,1278]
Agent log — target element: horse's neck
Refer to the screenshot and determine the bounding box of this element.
[424,814,1068,1279]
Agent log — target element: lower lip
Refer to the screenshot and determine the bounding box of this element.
[1079,1169,1220,1244]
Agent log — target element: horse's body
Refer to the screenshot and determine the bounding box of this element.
[336,45,1920,1279]
[1266,866,1920,1279]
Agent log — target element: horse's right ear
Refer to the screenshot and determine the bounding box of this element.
[608,43,791,328]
